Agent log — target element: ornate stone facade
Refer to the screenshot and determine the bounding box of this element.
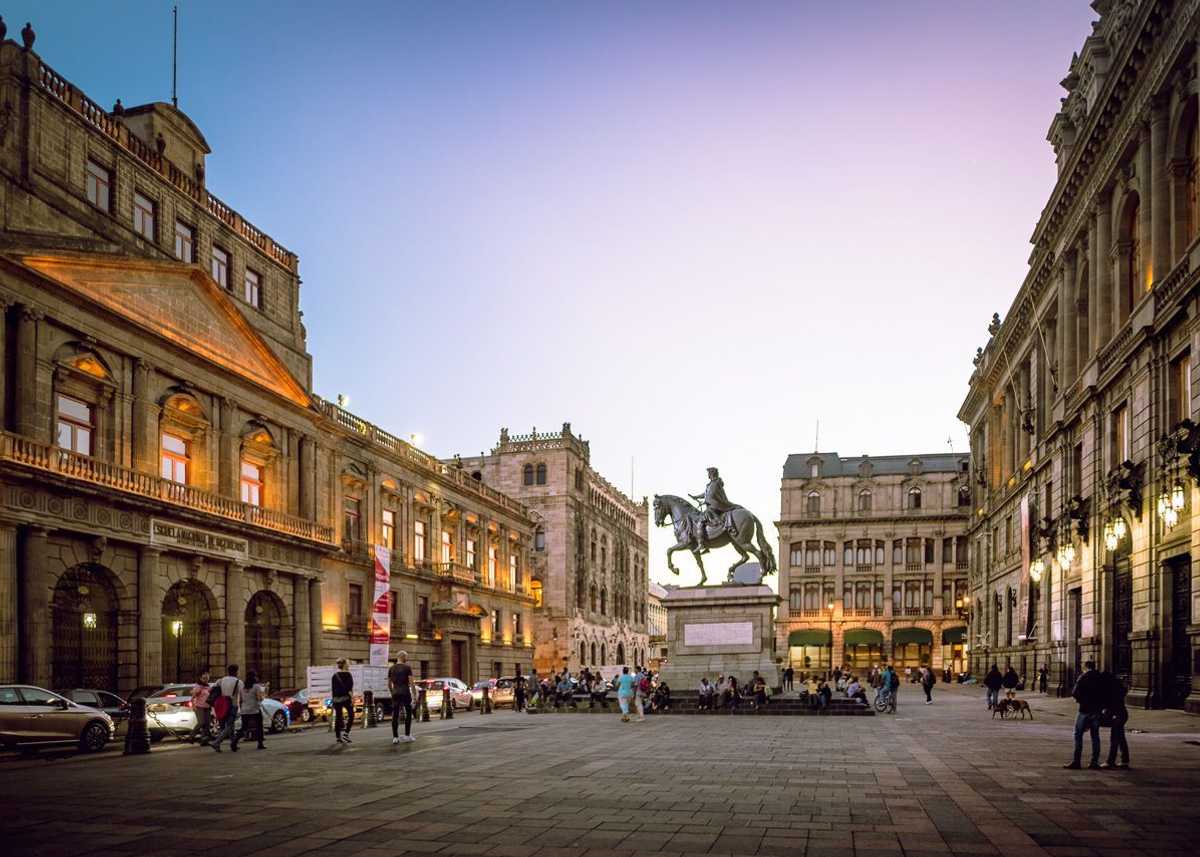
[776,452,971,673]
[960,0,1200,710]
[0,34,533,693]
[457,426,650,675]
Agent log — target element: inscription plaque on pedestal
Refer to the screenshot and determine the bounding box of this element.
[683,621,753,647]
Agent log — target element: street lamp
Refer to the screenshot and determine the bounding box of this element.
[827,599,835,673]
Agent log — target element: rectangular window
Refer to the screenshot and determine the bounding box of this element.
[55,394,93,455]
[923,539,934,564]
[789,588,802,611]
[244,269,261,308]
[133,192,155,240]
[86,160,111,211]
[414,521,426,563]
[1072,443,1083,497]
[1110,404,1128,468]
[874,541,885,565]
[211,246,229,288]
[348,583,363,618]
[1170,351,1191,427]
[513,612,522,636]
[381,509,395,550]
[390,590,399,623]
[174,221,194,262]
[823,543,835,566]
[789,543,803,567]
[239,460,263,506]
[418,596,429,626]
[441,530,452,564]
[342,495,361,541]
[843,543,853,566]
[160,432,188,484]
[488,545,498,585]
[509,554,518,590]
[466,538,476,570]
[892,540,903,565]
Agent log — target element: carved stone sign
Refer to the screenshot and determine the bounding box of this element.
[683,621,753,648]
[150,518,249,560]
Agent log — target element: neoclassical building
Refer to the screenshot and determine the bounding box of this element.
[776,452,971,673]
[457,426,650,674]
[960,0,1200,710]
[0,30,534,695]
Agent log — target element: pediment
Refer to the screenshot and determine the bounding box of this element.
[10,253,310,407]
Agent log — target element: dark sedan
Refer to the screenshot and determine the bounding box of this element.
[57,689,129,722]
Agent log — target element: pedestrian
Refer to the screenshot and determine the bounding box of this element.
[752,671,767,708]
[240,670,267,750]
[616,666,635,722]
[984,664,1003,710]
[697,677,713,710]
[332,657,354,744]
[210,664,242,753]
[189,671,211,745]
[1099,668,1130,769]
[514,669,526,712]
[634,669,651,721]
[1002,665,1021,695]
[1038,665,1049,694]
[1064,660,1104,770]
[388,650,416,744]
[920,666,935,705]
[783,665,794,691]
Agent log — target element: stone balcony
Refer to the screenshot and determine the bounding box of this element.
[0,430,335,544]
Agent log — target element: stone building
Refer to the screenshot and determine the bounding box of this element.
[960,0,1200,711]
[647,581,668,667]
[457,426,650,675]
[776,452,972,673]
[0,31,533,694]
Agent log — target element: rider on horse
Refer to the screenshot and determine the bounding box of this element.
[689,467,741,554]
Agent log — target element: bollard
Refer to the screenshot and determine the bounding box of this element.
[364,690,376,727]
[480,686,487,716]
[419,688,431,723]
[123,697,151,755]
[444,688,454,719]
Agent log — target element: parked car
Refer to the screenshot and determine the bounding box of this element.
[145,688,289,741]
[271,688,314,724]
[0,685,114,752]
[57,689,129,722]
[417,678,473,712]
[470,678,515,708]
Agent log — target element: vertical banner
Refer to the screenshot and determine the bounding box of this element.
[1019,494,1032,637]
[369,545,391,666]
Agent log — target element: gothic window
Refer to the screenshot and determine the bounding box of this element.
[523,464,534,485]
[535,463,547,485]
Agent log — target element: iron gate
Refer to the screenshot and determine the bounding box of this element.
[1112,566,1133,685]
[51,565,118,691]
[245,592,282,691]
[162,581,212,683]
[1169,560,1192,708]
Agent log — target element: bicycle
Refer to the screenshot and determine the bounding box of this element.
[873,687,896,714]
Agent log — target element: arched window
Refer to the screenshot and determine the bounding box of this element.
[522,464,534,486]
[908,487,922,510]
[535,463,547,485]
[590,642,597,664]
[806,491,820,515]
[600,588,607,615]
[579,642,585,664]
[600,644,606,664]
[590,585,598,612]
[858,490,871,512]
[958,485,971,507]
[616,643,625,665]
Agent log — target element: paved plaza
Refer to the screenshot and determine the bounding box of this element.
[3,684,1200,856]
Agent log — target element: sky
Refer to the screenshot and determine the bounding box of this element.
[12,1,1098,587]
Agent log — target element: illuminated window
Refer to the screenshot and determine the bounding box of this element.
[466,537,476,570]
[487,545,497,586]
[244,269,261,308]
[161,433,189,484]
[174,221,194,262]
[1169,351,1191,427]
[211,246,229,288]
[239,460,263,506]
[414,521,426,563]
[343,495,361,541]
[441,530,452,564]
[531,580,543,608]
[382,509,395,550]
[509,554,518,590]
[86,160,111,211]
[513,612,522,636]
[133,192,155,240]
[55,395,93,455]
[1111,403,1129,467]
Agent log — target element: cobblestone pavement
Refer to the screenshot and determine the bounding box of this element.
[3,684,1200,856]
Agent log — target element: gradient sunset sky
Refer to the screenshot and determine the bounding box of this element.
[13,1,1098,586]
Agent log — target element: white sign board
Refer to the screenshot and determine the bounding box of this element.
[683,621,753,647]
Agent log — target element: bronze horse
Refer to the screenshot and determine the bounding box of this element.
[653,494,776,585]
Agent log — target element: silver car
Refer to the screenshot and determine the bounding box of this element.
[0,685,114,753]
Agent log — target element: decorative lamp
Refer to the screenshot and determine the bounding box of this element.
[1172,481,1186,511]
[1103,521,1118,552]
[170,619,183,638]
[1030,558,1044,583]
[82,612,98,630]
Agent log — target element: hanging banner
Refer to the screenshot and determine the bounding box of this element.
[369,545,391,666]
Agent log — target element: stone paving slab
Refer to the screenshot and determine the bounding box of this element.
[1,686,1199,856]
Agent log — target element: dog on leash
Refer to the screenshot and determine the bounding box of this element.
[991,699,1012,719]
[1006,698,1033,719]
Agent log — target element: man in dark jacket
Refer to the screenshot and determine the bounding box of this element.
[1065,660,1104,769]
[984,664,1003,710]
[1002,666,1020,693]
[1099,669,1130,769]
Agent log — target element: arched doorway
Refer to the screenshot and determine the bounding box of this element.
[600,644,606,665]
[843,628,884,670]
[162,580,214,684]
[616,643,625,665]
[52,565,119,691]
[245,591,284,691]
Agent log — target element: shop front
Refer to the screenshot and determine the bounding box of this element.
[788,628,832,672]
[892,627,932,668]
[843,628,884,669]
[941,626,967,675]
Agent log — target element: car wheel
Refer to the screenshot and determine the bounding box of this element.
[300,707,313,723]
[79,721,108,753]
[271,711,287,733]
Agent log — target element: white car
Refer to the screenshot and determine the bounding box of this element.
[417,678,473,712]
[145,690,289,741]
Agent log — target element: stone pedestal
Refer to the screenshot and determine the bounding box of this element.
[659,584,781,690]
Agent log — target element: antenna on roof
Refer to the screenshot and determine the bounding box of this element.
[814,419,820,453]
[947,435,955,454]
[171,4,179,108]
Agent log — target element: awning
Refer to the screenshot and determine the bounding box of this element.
[843,628,884,646]
[941,626,967,645]
[788,629,832,647]
[892,627,933,645]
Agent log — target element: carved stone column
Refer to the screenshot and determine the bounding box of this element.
[1150,98,1171,286]
[0,524,17,682]
[226,561,245,669]
[299,434,315,519]
[286,428,300,516]
[15,306,43,440]
[137,546,162,685]
[309,577,323,665]
[132,359,157,474]
[1095,190,1113,345]
[0,298,9,432]
[293,574,310,684]
[1138,119,1153,291]
[1061,252,1078,383]
[19,525,49,687]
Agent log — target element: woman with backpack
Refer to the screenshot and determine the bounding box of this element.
[210,664,242,752]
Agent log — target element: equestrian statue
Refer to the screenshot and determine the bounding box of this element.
[653,467,776,585]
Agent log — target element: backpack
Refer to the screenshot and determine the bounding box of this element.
[887,671,900,691]
[210,679,239,720]
[638,676,651,695]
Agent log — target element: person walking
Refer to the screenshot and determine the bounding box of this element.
[884,664,899,712]
[388,651,416,744]
[189,672,212,745]
[984,664,1003,710]
[240,670,267,750]
[783,666,794,692]
[634,669,650,721]
[331,658,355,744]
[920,666,935,705]
[514,668,526,713]
[1100,668,1130,770]
[1002,665,1021,697]
[615,666,635,722]
[210,664,242,753]
[1064,660,1105,770]
[1038,665,1049,694]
